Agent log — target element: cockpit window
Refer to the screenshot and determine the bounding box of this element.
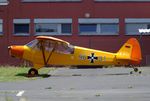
[26,39,42,50]
[55,42,74,54]
[26,39,74,54]
[43,40,55,52]
[26,39,38,48]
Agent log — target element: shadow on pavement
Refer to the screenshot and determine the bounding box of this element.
[104,73,129,76]
[16,73,51,78]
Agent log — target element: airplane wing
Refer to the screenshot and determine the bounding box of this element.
[36,36,70,45]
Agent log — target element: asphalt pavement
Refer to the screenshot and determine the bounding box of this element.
[0,67,150,101]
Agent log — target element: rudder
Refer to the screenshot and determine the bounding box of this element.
[126,38,142,64]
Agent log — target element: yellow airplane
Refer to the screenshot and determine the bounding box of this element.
[8,36,142,76]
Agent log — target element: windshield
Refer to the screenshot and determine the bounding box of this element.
[26,39,38,48]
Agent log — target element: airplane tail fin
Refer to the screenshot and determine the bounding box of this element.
[116,38,142,65]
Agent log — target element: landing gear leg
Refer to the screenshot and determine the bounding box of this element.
[28,68,38,77]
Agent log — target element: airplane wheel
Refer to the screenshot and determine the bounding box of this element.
[139,71,142,74]
[134,68,138,72]
[28,68,38,76]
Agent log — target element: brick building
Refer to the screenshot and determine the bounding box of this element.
[0,0,150,66]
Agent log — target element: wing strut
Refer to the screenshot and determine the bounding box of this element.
[45,43,57,65]
[40,40,47,66]
[40,40,57,66]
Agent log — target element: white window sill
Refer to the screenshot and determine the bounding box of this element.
[126,33,150,36]
[0,2,9,5]
[13,33,30,36]
[79,33,119,35]
[35,33,72,36]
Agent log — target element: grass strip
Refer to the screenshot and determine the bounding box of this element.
[0,66,54,82]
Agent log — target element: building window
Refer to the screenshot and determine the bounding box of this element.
[79,24,97,33]
[14,24,29,33]
[22,0,81,2]
[100,24,118,34]
[125,18,150,35]
[0,24,2,34]
[13,19,30,36]
[0,19,3,35]
[79,18,119,35]
[95,0,150,2]
[61,24,71,33]
[35,24,58,33]
[0,0,9,5]
[34,18,72,35]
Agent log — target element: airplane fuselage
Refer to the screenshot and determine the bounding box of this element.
[23,45,128,68]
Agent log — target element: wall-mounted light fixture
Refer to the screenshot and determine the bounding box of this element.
[85,13,90,18]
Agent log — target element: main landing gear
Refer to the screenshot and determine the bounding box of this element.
[28,68,38,77]
[130,67,142,74]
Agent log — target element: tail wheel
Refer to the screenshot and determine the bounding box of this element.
[139,71,142,74]
[130,68,142,74]
[130,71,133,74]
[28,68,38,76]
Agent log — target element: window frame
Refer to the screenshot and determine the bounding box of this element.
[125,18,150,35]
[34,18,72,36]
[78,18,119,35]
[13,19,30,36]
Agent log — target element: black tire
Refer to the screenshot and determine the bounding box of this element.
[130,71,133,74]
[28,68,38,76]
[134,68,138,72]
[139,71,142,74]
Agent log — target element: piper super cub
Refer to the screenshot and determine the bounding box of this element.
[8,36,142,76]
